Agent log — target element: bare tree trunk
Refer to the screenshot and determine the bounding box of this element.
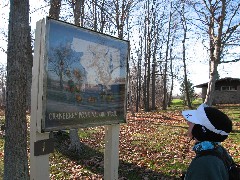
[72,0,85,27]
[162,2,173,110]
[80,0,85,26]
[182,37,192,108]
[73,0,81,26]
[143,12,147,111]
[136,51,142,112]
[204,59,218,105]
[99,0,106,33]
[4,0,30,179]
[204,1,226,106]
[152,60,156,110]
[152,15,158,110]
[142,0,152,112]
[180,2,192,109]
[167,42,173,107]
[92,0,97,31]
[49,0,61,19]
[68,129,83,153]
[146,2,150,111]
[113,0,133,39]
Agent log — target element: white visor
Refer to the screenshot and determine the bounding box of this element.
[182,104,228,136]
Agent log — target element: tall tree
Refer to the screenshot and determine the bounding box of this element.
[167,37,174,107]
[72,0,85,26]
[151,0,161,110]
[112,0,132,39]
[180,1,192,108]
[4,0,30,179]
[140,0,158,111]
[142,0,151,111]
[189,0,240,105]
[136,50,142,112]
[180,79,195,105]
[132,0,175,111]
[162,2,173,110]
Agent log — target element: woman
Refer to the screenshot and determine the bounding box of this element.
[182,103,233,180]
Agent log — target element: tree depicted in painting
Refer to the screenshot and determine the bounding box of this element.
[48,43,80,90]
[60,67,86,104]
[73,69,84,92]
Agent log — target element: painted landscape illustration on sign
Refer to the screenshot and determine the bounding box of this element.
[44,18,129,131]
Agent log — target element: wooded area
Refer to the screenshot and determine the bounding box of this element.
[0,0,240,179]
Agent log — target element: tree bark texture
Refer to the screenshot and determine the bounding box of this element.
[4,0,30,179]
[49,0,61,20]
[73,0,85,26]
[162,2,172,110]
[26,19,33,111]
[181,2,192,109]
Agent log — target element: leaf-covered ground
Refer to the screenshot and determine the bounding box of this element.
[0,104,239,179]
[49,109,240,180]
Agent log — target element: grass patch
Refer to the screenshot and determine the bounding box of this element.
[192,98,203,106]
[78,128,99,138]
[216,104,240,122]
[170,98,203,110]
[171,99,183,106]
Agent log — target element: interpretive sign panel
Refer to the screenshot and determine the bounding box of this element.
[39,17,129,132]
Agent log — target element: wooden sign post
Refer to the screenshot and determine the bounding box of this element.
[30,19,51,180]
[104,124,120,180]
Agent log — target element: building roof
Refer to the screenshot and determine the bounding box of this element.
[195,77,240,88]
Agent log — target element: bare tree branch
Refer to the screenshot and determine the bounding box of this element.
[220,58,240,63]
